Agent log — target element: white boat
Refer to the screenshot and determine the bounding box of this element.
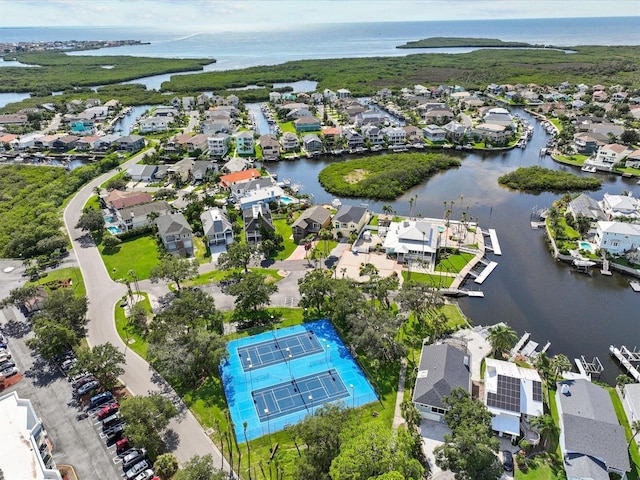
[331,198,342,209]
[581,165,597,173]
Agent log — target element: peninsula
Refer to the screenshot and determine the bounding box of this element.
[396,37,541,49]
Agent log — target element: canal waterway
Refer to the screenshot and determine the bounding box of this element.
[264,108,640,384]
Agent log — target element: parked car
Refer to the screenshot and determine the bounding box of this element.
[132,469,155,480]
[122,449,147,470]
[76,380,100,397]
[0,365,18,378]
[96,402,119,420]
[125,459,152,479]
[115,438,130,455]
[68,371,90,384]
[101,412,122,430]
[503,450,514,472]
[72,375,96,390]
[0,359,16,369]
[104,422,126,442]
[60,358,77,373]
[89,391,113,409]
[0,349,12,360]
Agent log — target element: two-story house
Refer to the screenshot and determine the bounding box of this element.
[332,204,370,239]
[201,207,234,248]
[291,206,332,243]
[243,203,275,243]
[235,131,255,156]
[155,213,194,257]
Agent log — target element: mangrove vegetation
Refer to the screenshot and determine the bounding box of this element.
[497,166,603,193]
[397,37,538,49]
[318,153,460,200]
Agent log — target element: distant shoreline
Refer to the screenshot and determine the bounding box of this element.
[397,37,550,49]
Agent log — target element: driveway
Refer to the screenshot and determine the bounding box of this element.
[62,149,230,472]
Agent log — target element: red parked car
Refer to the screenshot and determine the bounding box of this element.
[96,402,119,420]
[115,438,130,455]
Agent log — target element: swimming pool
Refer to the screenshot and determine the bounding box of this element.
[280,195,296,204]
[107,226,122,235]
[579,241,594,252]
[104,215,116,223]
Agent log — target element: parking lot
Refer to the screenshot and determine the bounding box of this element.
[0,305,125,480]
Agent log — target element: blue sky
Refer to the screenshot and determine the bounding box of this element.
[1,0,638,28]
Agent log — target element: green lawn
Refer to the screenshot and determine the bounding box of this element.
[27,267,86,298]
[435,251,474,273]
[515,454,563,480]
[84,195,101,211]
[114,293,151,359]
[549,118,563,132]
[553,154,588,166]
[401,271,454,287]
[312,239,338,259]
[273,219,298,260]
[558,217,581,240]
[99,235,160,281]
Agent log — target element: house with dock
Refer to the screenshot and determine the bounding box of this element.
[383,219,439,266]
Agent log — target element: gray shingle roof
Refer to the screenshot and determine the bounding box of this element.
[412,343,470,409]
[333,205,368,224]
[120,201,171,219]
[291,206,331,230]
[563,453,609,480]
[558,379,630,473]
[155,213,192,237]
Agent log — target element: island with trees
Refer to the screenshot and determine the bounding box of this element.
[497,166,603,193]
[397,37,540,49]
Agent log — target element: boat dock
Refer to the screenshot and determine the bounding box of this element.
[441,288,484,298]
[510,331,550,360]
[630,281,640,292]
[474,261,498,284]
[510,332,531,358]
[609,345,640,382]
[575,355,604,380]
[482,229,502,255]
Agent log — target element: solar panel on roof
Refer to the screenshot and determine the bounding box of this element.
[487,375,521,413]
[532,381,543,402]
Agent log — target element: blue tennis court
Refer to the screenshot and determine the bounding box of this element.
[252,369,349,421]
[237,331,323,371]
[221,319,378,441]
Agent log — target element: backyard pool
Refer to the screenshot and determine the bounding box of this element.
[579,241,594,252]
[107,226,122,235]
[104,215,116,223]
[280,195,298,205]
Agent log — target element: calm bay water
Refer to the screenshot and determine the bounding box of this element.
[1,18,639,381]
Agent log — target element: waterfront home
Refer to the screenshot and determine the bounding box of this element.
[573,133,602,154]
[208,133,232,158]
[70,120,96,136]
[231,177,275,202]
[337,88,350,99]
[322,127,342,149]
[483,358,543,442]
[201,207,234,248]
[403,125,423,143]
[361,125,385,145]
[139,117,170,133]
[118,201,172,231]
[201,119,232,135]
[259,134,281,161]
[556,379,630,480]
[235,131,255,156]
[332,204,370,239]
[344,129,364,149]
[104,190,152,211]
[471,123,509,144]
[355,110,385,127]
[155,213,194,257]
[412,343,471,422]
[482,107,515,128]
[286,108,314,120]
[243,203,275,243]
[302,134,322,153]
[382,219,438,266]
[622,383,640,446]
[74,135,101,151]
[595,221,640,255]
[220,168,261,188]
[423,124,446,142]
[50,135,79,152]
[182,97,195,110]
[0,113,28,126]
[126,164,158,182]
[566,194,606,222]
[16,133,44,150]
[323,89,337,103]
[600,193,640,220]
[418,105,454,125]
[239,185,285,210]
[625,149,640,169]
[117,135,145,153]
[382,126,407,145]
[295,116,321,133]
[220,156,250,174]
[95,134,121,151]
[291,206,332,244]
[0,133,18,150]
[153,107,179,118]
[442,121,468,143]
[377,88,393,100]
[269,91,282,103]
[593,143,632,170]
[280,131,300,152]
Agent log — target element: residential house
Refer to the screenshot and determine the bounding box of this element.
[291,206,332,243]
[164,133,192,155]
[323,89,337,103]
[483,107,515,128]
[295,117,321,133]
[322,127,342,149]
[573,133,602,154]
[280,132,300,152]
[153,107,179,118]
[361,125,385,145]
[51,135,80,152]
[239,185,284,210]
[235,131,255,156]
[600,193,640,220]
[377,88,393,100]
[155,213,194,257]
[412,343,471,422]
[154,165,169,180]
[104,190,153,211]
[556,379,630,480]
[419,105,454,125]
[592,144,631,170]
[443,121,468,143]
[355,110,385,127]
[118,201,172,231]
[201,119,231,135]
[472,123,509,143]
[382,126,407,145]
[139,117,169,133]
[191,160,214,183]
[127,164,158,182]
[231,177,275,201]
[220,168,261,188]
[243,203,275,243]
[182,96,195,110]
[337,88,350,99]
[344,129,364,149]
[220,156,251,174]
[269,91,282,103]
[483,358,544,441]
[382,219,438,265]
[286,108,314,120]
[566,194,606,222]
[423,124,446,142]
[622,383,640,446]
[117,135,145,153]
[595,221,640,255]
[0,113,28,126]
[16,133,44,150]
[201,207,234,248]
[186,134,209,154]
[259,134,281,161]
[332,204,370,239]
[167,158,195,184]
[74,135,101,151]
[70,120,95,136]
[95,134,121,151]
[625,149,640,168]
[208,133,232,158]
[403,125,424,143]
[0,133,18,150]
[302,134,323,153]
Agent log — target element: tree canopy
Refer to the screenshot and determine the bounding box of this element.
[149,255,199,291]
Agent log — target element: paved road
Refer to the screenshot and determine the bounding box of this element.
[62,148,231,473]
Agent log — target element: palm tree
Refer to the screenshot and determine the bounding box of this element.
[628,420,640,449]
[550,354,572,381]
[487,324,518,358]
[382,204,393,216]
[530,414,559,451]
[534,352,552,387]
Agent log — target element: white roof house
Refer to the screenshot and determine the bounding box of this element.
[383,219,438,265]
[600,193,640,220]
[0,391,62,480]
[484,358,543,439]
[239,185,284,210]
[595,221,640,255]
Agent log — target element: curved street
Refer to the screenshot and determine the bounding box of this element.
[62,149,231,473]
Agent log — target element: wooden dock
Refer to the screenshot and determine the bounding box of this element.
[610,345,640,382]
[474,261,498,284]
[487,229,502,255]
